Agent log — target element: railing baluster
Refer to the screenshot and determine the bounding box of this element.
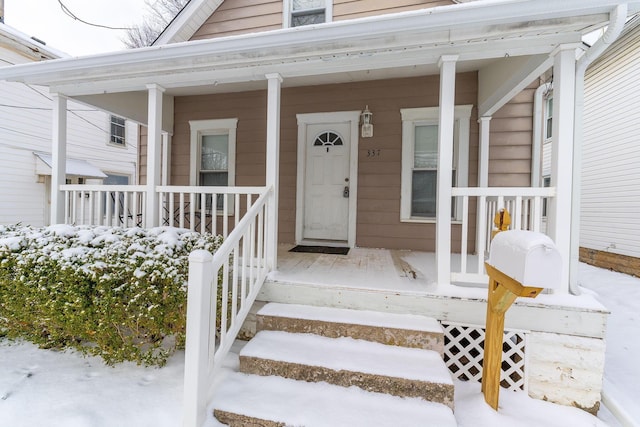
[223,193,228,238]
[79,191,86,225]
[190,193,196,231]
[235,194,240,229]
[231,239,239,323]
[514,196,522,230]
[477,195,487,275]
[460,195,469,275]
[169,192,175,228]
[533,196,542,233]
[179,193,185,229]
[200,193,207,234]
[249,216,256,296]
[71,191,78,224]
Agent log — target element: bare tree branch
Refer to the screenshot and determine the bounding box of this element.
[123,0,189,48]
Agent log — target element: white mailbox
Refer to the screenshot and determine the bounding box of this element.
[488,230,562,290]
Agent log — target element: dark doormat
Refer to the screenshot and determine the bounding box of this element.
[289,245,350,255]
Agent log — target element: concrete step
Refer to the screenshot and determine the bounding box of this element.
[256,302,445,355]
[239,330,454,409]
[211,372,457,427]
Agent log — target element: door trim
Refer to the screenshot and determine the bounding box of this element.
[295,111,360,248]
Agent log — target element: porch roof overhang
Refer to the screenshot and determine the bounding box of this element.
[34,152,107,179]
[0,0,637,122]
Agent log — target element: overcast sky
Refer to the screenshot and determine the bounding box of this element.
[4,0,149,56]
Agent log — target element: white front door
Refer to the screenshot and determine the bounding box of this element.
[303,122,351,242]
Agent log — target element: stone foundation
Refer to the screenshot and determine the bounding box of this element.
[527,332,606,414]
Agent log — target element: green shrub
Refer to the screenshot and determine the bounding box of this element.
[0,224,222,366]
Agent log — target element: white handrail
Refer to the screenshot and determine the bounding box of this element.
[182,186,272,427]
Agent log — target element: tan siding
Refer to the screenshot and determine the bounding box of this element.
[191,0,282,40]
[488,85,535,187]
[172,73,479,251]
[189,0,455,41]
[334,0,454,21]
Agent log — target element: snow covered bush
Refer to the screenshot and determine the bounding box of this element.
[0,224,222,366]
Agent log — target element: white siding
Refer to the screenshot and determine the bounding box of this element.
[581,23,640,258]
[0,44,138,227]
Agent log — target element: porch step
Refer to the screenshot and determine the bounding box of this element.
[212,372,457,427]
[239,330,454,409]
[256,302,445,355]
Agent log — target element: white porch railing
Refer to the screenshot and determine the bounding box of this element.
[157,186,266,238]
[450,187,556,285]
[182,186,273,427]
[62,184,146,227]
[61,185,267,237]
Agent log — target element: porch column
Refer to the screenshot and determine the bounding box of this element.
[548,45,577,294]
[476,116,491,270]
[265,73,282,270]
[51,94,67,225]
[146,84,165,228]
[161,132,172,186]
[436,55,458,285]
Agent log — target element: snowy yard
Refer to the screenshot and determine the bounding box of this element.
[0,262,637,427]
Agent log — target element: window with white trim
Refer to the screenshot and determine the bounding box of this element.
[544,97,553,140]
[284,0,332,28]
[400,106,472,222]
[109,115,126,146]
[189,118,237,213]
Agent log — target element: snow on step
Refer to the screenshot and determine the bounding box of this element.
[257,303,444,353]
[211,372,457,427]
[240,331,454,408]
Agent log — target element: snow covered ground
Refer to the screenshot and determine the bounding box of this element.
[0,262,637,427]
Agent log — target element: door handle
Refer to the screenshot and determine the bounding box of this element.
[343,186,350,198]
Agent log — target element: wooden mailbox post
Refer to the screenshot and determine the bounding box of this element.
[481,230,562,410]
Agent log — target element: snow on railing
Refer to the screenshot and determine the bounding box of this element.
[450,187,556,285]
[156,186,266,238]
[182,186,272,427]
[62,184,146,227]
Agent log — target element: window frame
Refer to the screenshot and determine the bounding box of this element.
[400,105,472,223]
[283,0,332,28]
[544,96,553,141]
[109,115,127,147]
[189,118,237,214]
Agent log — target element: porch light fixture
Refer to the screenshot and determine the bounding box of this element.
[360,105,373,138]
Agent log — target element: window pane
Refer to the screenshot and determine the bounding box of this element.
[200,171,228,187]
[200,172,228,210]
[292,0,325,10]
[201,134,229,171]
[110,115,126,145]
[414,125,438,169]
[292,11,325,26]
[411,170,437,217]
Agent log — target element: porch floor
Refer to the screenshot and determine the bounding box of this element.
[269,244,483,294]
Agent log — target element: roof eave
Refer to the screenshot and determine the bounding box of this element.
[0,0,636,94]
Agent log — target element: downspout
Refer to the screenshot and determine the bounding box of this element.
[569,4,628,295]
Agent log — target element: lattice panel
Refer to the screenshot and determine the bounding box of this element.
[441,322,527,391]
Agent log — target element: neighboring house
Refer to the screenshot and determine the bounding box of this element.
[0,21,138,227]
[580,16,640,277]
[1,0,638,424]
